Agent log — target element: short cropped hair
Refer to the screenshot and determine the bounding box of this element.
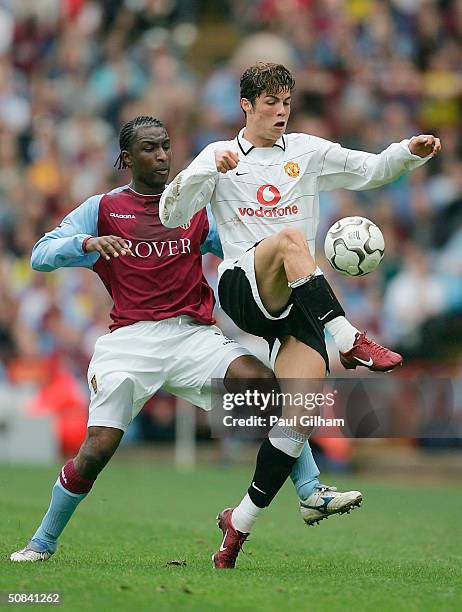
[240,62,295,109]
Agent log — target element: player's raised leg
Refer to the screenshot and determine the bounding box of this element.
[10,426,123,561]
[254,228,402,371]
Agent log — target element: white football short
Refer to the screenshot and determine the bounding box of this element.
[86,316,251,432]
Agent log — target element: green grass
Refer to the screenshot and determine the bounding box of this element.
[1,462,461,611]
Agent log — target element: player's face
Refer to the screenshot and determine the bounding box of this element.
[242,89,291,145]
[125,126,171,190]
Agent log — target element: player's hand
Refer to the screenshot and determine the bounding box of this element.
[409,135,441,158]
[84,236,134,260]
[215,150,239,173]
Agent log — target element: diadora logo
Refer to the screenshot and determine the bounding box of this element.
[110,212,136,219]
[237,184,299,219]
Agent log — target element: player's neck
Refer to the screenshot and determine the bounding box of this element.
[129,180,164,197]
[243,127,276,148]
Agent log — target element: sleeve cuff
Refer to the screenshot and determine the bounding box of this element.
[183,164,219,181]
[186,144,220,178]
[81,236,92,253]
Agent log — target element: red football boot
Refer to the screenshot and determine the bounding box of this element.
[339,332,403,372]
[212,508,249,569]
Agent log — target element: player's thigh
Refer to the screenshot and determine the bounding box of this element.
[254,235,292,315]
[164,323,251,411]
[218,256,292,338]
[88,374,139,432]
[87,327,165,432]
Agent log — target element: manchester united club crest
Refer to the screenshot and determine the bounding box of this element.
[284,161,300,177]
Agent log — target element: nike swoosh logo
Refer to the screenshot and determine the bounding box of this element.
[236,172,248,176]
[354,356,373,366]
[318,310,333,321]
[219,530,228,551]
[251,482,266,494]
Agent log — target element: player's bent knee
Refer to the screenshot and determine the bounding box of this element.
[246,363,275,380]
[277,228,305,248]
[277,228,312,261]
[75,427,123,477]
[223,356,279,398]
[225,355,275,381]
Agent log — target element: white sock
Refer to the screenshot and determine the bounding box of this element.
[324,316,359,353]
[232,494,262,533]
[269,423,306,458]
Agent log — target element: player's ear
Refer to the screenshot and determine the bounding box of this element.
[241,98,252,114]
[122,150,132,168]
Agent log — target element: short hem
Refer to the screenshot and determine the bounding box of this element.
[87,419,127,432]
[200,346,252,391]
[269,336,330,374]
[239,248,292,321]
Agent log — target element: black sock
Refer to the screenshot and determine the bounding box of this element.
[247,439,298,508]
[291,275,345,336]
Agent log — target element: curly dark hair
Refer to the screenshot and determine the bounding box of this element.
[240,63,295,111]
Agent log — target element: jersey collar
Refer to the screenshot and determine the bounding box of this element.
[127,184,164,198]
[236,128,286,155]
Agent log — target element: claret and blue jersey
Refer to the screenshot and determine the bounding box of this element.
[31,185,223,331]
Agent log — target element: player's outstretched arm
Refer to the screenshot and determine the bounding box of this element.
[31,194,133,272]
[159,144,234,228]
[32,194,103,271]
[317,134,441,193]
[31,195,101,271]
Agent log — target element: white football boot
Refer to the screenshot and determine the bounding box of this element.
[10,543,53,562]
[300,484,362,526]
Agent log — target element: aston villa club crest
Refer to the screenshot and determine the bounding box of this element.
[284,161,300,177]
[180,221,191,230]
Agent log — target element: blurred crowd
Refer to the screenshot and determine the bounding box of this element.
[0,0,461,449]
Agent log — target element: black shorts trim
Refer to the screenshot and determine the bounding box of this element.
[218,267,329,371]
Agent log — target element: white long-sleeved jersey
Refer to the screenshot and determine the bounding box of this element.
[160,129,431,278]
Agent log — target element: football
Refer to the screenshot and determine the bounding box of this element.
[324,216,385,276]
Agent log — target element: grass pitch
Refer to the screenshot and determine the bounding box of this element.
[1,461,461,611]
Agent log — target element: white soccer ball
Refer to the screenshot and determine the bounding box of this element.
[324,216,385,276]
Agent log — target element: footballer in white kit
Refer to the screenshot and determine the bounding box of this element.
[160,62,441,568]
[160,65,440,374]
